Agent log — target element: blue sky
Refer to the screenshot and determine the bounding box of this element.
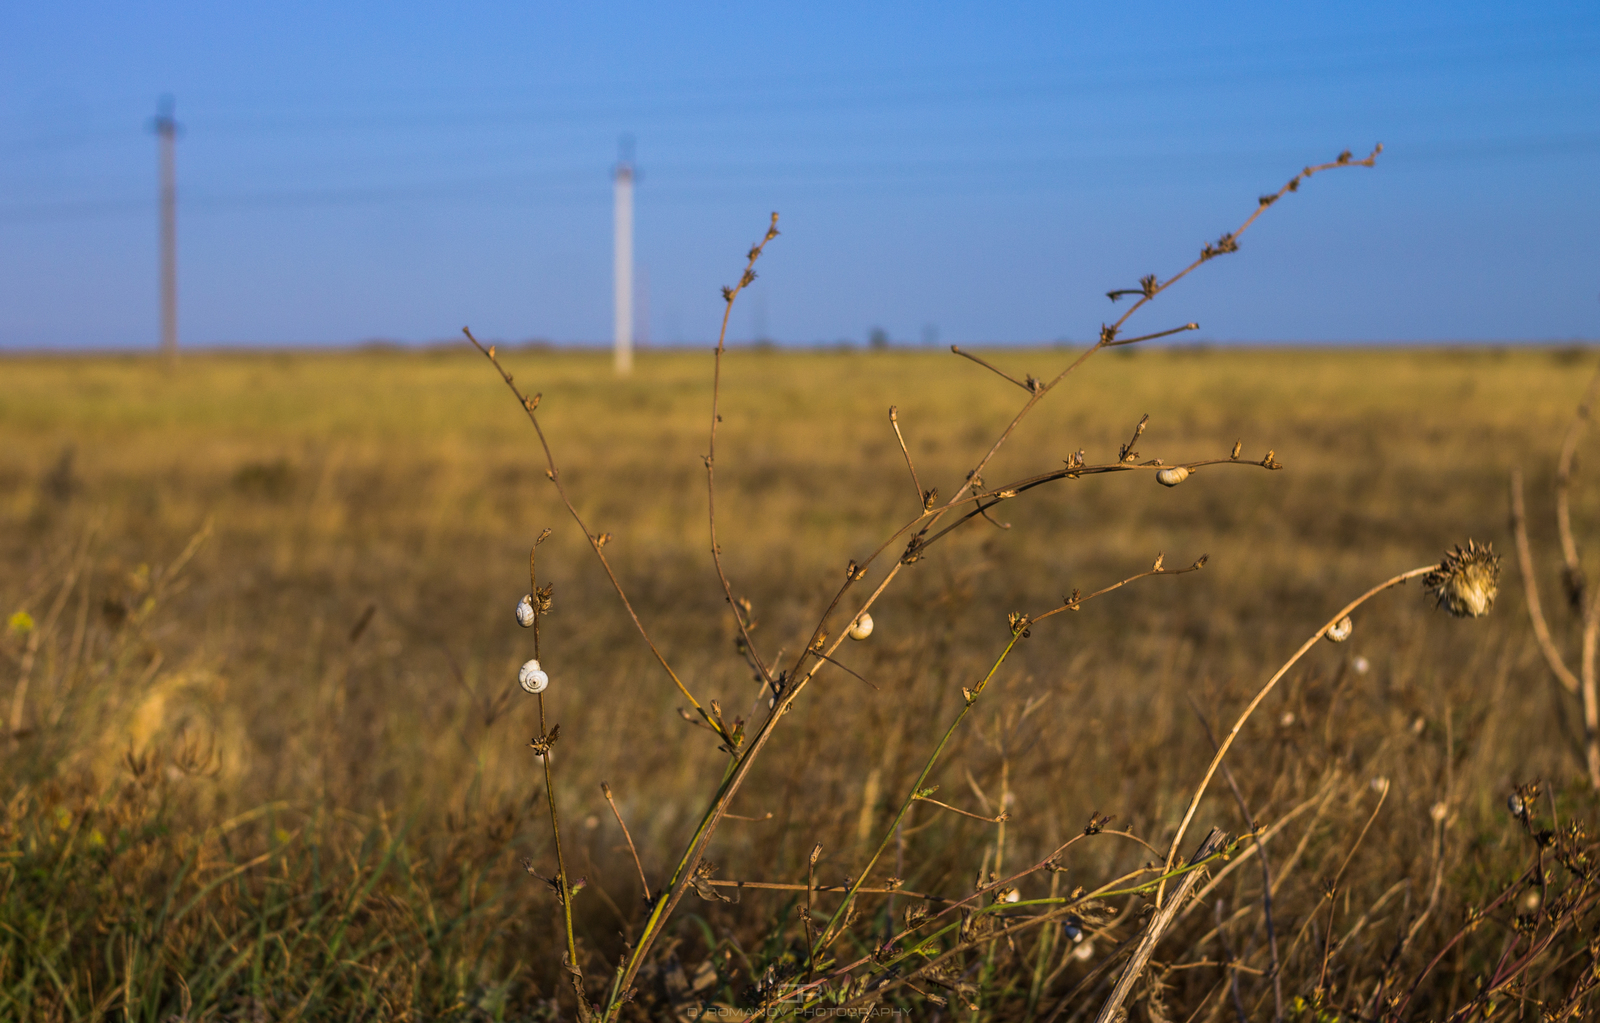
[1,2,1596,349]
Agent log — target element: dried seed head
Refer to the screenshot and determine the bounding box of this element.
[515,594,536,628]
[518,658,549,694]
[848,613,874,641]
[1326,615,1353,643]
[1155,466,1190,487]
[1424,540,1500,618]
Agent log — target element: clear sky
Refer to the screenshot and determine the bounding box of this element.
[1,1,1596,349]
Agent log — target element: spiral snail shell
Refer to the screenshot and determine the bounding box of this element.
[518,658,549,694]
[848,613,874,641]
[1326,615,1353,643]
[1155,466,1190,487]
[515,594,536,628]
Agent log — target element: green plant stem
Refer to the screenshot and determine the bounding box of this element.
[782,842,1246,1015]
[808,630,1024,963]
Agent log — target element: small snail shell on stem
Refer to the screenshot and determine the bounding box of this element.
[848,613,874,641]
[515,594,536,628]
[518,658,549,694]
[1326,615,1353,643]
[1155,466,1190,487]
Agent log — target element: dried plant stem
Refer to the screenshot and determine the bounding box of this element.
[926,145,1378,533]
[529,536,580,996]
[1556,363,1600,603]
[1513,468,1581,695]
[1095,829,1228,1023]
[785,147,1378,677]
[462,329,724,738]
[1314,781,1389,997]
[709,877,936,898]
[536,697,578,987]
[601,782,650,905]
[1582,594,1600,789]
[914,793,1005,824]
[1163,565,1433,887]
[706,214,782,690]
[1189,699,1283,1022]
[950,345,1034,391]
[888,406,925,509]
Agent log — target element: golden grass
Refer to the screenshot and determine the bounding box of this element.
[2,344,1598,1019]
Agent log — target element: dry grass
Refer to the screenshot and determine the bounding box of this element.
[3,341,1599,1020]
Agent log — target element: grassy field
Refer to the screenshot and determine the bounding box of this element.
[3,343,1599,1020]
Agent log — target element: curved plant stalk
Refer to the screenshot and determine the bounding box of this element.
[1555,363,1600,606]
[1513,468,1581,695]
[1162,565,1435,885]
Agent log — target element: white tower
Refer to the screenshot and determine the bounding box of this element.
[612,139,635,376]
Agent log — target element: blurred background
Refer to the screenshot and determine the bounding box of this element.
[1,0,1596,351]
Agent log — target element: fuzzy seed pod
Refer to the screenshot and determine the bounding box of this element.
[1424,540,1500,618]
[518,658,549,694]
[848,613,874,641]
[1155,466,1190,488]
[515,594,536,628]
[1325,615,1353,643]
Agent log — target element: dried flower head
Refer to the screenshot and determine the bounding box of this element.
[1423,540,1500,618]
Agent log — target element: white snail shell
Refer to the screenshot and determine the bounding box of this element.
[1155,466,1190,487]
[848,613,874,641]
[515,594,536,628]
[1326,615,1353,643]
[518,658,549,694]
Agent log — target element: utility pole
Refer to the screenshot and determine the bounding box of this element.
[613,136,635,376]
[152,96,179,362]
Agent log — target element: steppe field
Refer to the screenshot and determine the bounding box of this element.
[4,343,1600,1021]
